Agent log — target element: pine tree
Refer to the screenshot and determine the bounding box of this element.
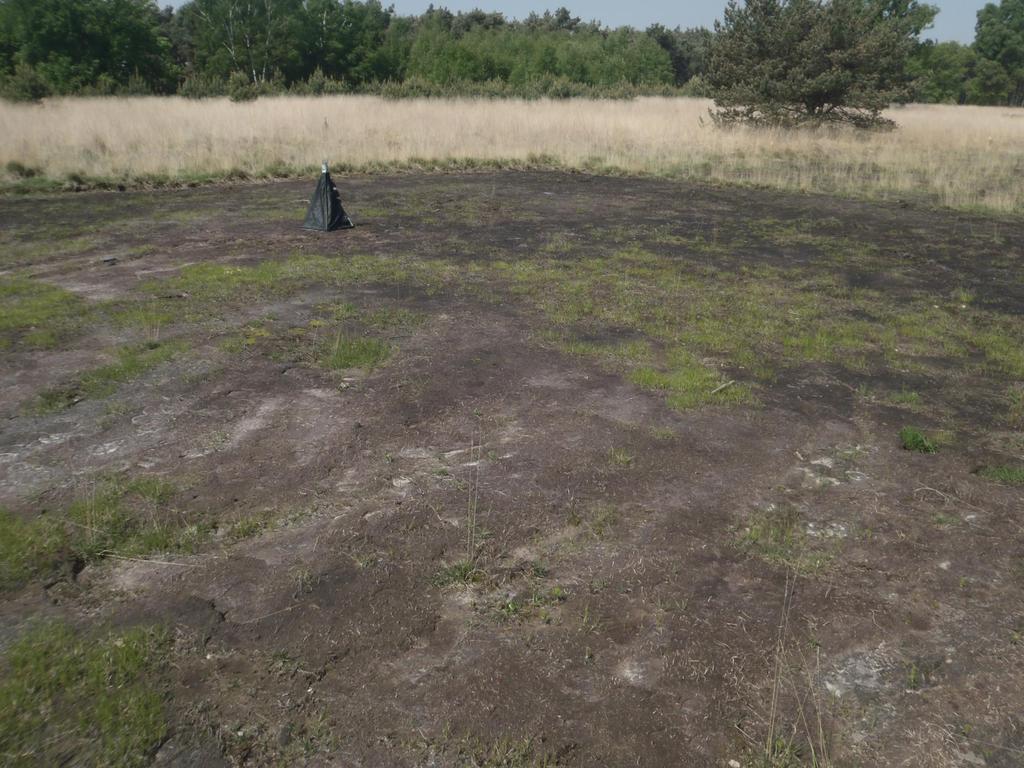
[707,0,937,128]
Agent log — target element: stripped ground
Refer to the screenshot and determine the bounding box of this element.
[1,172,1023,767]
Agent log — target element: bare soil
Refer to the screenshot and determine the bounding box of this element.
[1,172,1023,767]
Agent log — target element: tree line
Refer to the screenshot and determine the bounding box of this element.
[0,0,1021,107]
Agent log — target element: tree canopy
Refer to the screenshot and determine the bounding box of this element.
[706,0,938,127]
[0,0,1021,107]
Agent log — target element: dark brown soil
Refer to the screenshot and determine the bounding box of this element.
[1,172,1023,767]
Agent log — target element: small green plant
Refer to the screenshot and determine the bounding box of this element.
[906,662,922,690]
[899,426,937,453]
[497,598,521,621]
[0,622,168,767]
[762,735,809,767]
[977,465,1024,486]
[904,659,940,691]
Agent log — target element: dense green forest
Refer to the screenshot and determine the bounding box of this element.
[0,0,1021,105]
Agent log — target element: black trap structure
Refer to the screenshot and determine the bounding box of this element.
[303,162,354,231]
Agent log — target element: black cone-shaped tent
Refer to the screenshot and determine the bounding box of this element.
[303,163,353,231]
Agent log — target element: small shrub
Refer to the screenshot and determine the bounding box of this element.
[179,74,227,99]
[227,71,258,102]
[292,67,348,96]
[5,161,40,179]
[0,63,51,102]
[900,426,937,453]
[119,73,153,96]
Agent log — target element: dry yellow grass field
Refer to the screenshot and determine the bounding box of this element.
[1,95,1022,213]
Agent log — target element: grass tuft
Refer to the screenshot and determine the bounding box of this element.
[629,349,754,411]
[432,560,484,587]
[977,465,1024,486]
[318,334,390,371]
[899,427,937,454]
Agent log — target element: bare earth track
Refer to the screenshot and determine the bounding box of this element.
[1,172,1023,767]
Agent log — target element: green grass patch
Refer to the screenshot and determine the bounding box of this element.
[228,516,267,540]
[1008,386,1024,428]
[432,560,484,587]
[608,447,634,466]
[154,260,306,304]
[220,320,273,354]
[0,510,68,592]
[364,307,423,330]
[150,253,454,310]
[0,276,85,349]
[977,465,1024,486]
[900,427,937,454]
[0,622,168,768]
[0,476,205,592]
[629,349,754,410]
[317,334,390,371]
[568,504,619,540]
[31,340,187,413]
[107,300,177,335]
[491,239,1024,408]
[739,505,831,574]
[888,389,921,406]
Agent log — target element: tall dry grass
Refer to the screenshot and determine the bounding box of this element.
[1,96,1022,213]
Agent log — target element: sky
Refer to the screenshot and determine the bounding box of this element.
[167,1,987,44]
